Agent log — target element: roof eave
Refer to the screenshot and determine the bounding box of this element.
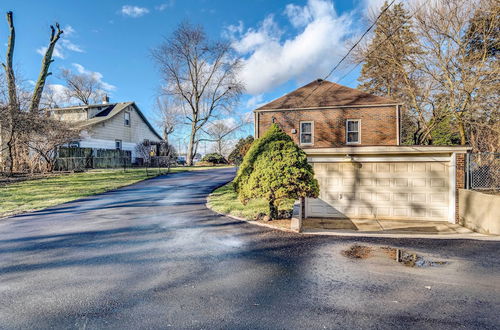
[254,102,403,112]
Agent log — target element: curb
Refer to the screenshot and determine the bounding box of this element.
[205,201,298,234]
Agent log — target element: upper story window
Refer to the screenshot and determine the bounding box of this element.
[300,121,313,145]
[346,119,360,144]
[124,112,131,126]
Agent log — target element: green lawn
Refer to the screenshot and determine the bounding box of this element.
[208,182,294,220]
[0,166,233,218]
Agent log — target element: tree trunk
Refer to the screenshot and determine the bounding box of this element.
[30,23,63,113]
[269,198,278,220]
[457,120,467,145]
[186,124,197,166]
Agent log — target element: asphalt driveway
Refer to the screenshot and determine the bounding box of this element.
[0,168,499,329]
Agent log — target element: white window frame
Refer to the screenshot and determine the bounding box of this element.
[124,112,131,127]
[346,119,361,144]
[299,121,314,146]
[115,139,122,150]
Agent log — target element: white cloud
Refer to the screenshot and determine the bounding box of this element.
[45,84,69,104]
[121,5,150,17]
[61,39,83,53]
[155,1,174,11]
[72,63,116,91]
[227,0,354,95]
[63,25,76,36]
[245,94,265,109]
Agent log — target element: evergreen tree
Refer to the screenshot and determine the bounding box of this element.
[235,124,319,219]
[357,1,420,144]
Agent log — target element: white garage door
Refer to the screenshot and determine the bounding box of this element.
[307,161,451,221]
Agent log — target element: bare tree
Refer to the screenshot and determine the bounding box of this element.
[29,22,63,113]
[355,0,499,148]
[23,117,79,172]
[0,11,67,174]
[154,97,182,143]
[199,114,250,157]
[152,21,244,166]
[60,68,105,105]
[410,0,499,146]
[40,84,64,108]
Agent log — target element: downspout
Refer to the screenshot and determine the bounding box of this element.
[396,105,401,145]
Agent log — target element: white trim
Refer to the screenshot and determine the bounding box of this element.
[449,153,457,223]
[115,139,122,150]
[299,121,314,146]
[254,103,403,112]
[124,111,131,127]
[346,119,361,144]
[307,156,452,163]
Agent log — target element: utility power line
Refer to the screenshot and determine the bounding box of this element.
[299,0,397,104]
[322,0,397,81]
[335,0,432,86]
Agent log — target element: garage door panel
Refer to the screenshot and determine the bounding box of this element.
[309,161,450,221]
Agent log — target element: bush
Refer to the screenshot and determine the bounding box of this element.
[234,124,290,192]
[235,124,319,219]
[201,153,227,164]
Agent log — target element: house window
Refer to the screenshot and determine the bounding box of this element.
[115,140,122,150]
[346,119,360,144]
[124,112,130,126]
[300,121,313,145]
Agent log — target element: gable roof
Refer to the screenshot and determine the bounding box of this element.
[49,102,163,140]
[256,79,400,111]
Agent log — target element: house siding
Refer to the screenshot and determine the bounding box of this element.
[256,106,398,147]
[52,109,88,122]
[86,105,160,144]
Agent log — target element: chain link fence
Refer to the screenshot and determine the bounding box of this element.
[467,153,499,190]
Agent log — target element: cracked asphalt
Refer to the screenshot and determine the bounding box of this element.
[0,168,499,329]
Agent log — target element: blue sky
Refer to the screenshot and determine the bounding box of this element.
[1,0,384,150]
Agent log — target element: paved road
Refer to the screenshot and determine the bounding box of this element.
[0,168,499,329]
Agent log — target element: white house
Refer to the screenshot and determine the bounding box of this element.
[49,101,163,161]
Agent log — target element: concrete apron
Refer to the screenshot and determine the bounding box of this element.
[289,202,498,240]
[298,218,500,240]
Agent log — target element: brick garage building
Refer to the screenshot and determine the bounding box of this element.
[254,79,469,223]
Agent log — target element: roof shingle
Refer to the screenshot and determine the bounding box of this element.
[256,79,399,110]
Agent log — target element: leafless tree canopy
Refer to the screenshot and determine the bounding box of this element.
[200,120,240,157]
[356,0,499,151]
[60,68,105,105]
[0,11,80,174]
[154,96,183,143]
[152,21,244,165]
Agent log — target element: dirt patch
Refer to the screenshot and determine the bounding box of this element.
[342,245,447,267]
[256,218,291,230]
[341,245,373,259]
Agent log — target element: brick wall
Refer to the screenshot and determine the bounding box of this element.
[455,153,466,223]
[256,106,398,147]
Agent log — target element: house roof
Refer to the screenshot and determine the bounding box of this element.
[49,102,163,140]
[256,79,400,111]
